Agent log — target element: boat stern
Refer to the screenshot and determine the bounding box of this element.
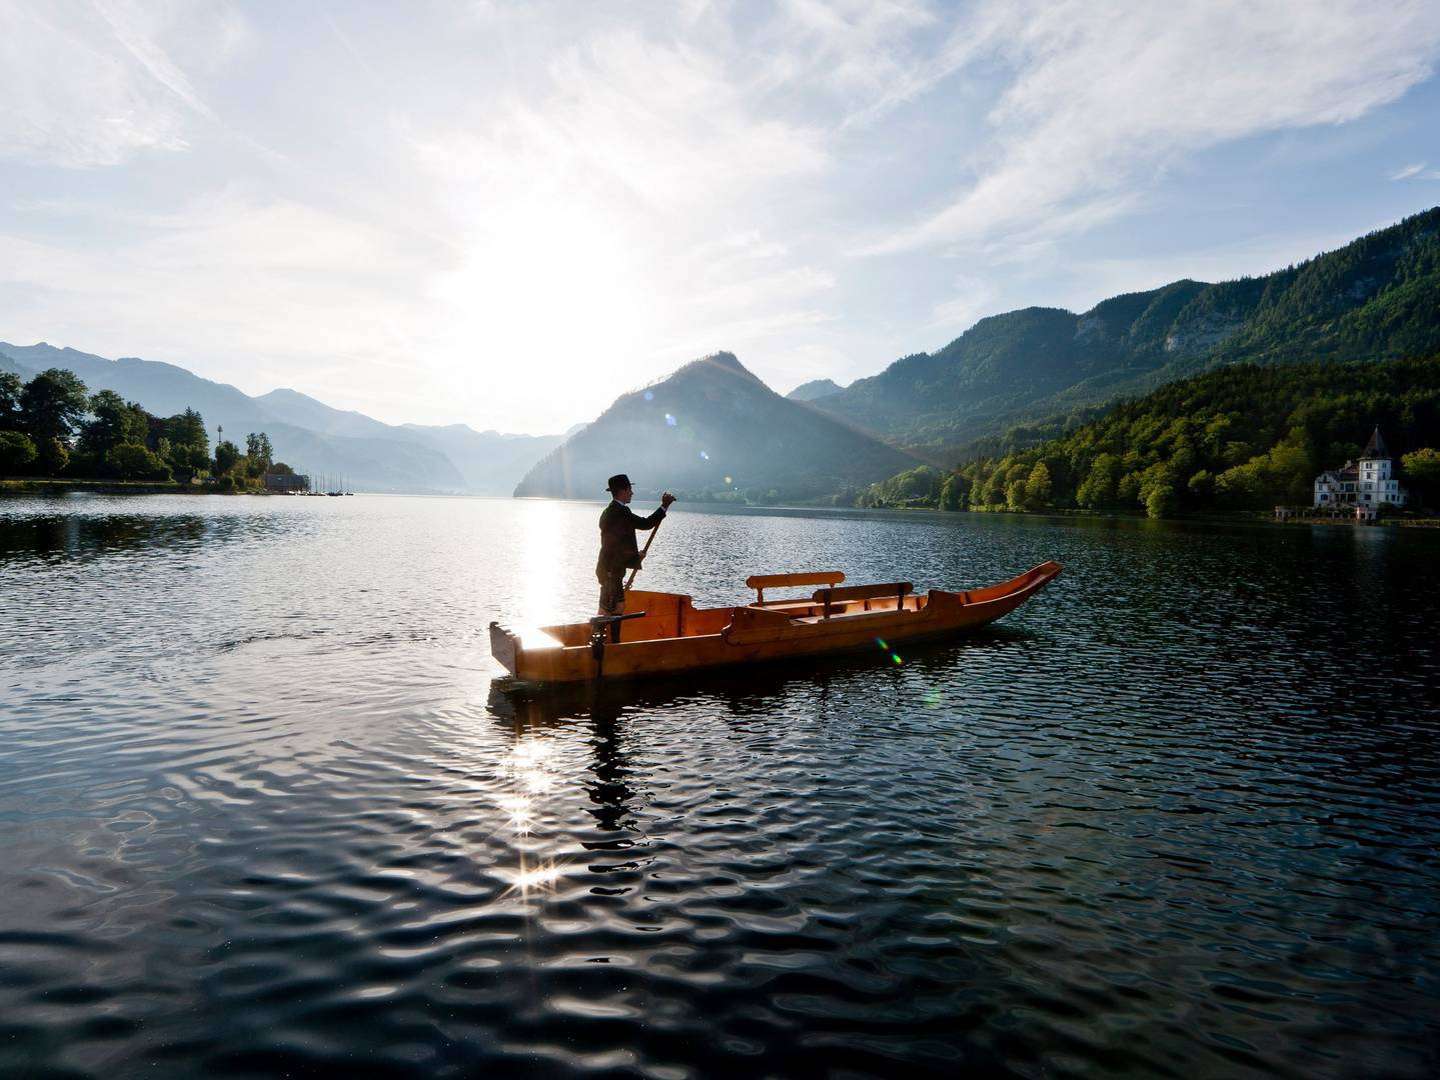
[488,621,521,675]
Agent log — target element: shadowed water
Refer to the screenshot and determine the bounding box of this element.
[2,493,1438,1078]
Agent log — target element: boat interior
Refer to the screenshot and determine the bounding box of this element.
[539,571,973,647]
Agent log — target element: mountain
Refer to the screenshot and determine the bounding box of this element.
[513,352,917,503]
[0,351,34,380]
[786,378,843,402]
[399,422,563,495]
[0,341,562,494]
[811,207,1440,455]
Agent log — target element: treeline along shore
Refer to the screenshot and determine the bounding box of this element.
[0,367,292,493]
[855,355,1440,519]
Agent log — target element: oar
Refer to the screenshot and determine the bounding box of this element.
[625,517,663,592]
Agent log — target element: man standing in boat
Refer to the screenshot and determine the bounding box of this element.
[598,474,675,618]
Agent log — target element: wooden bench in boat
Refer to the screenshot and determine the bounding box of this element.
[812,581,913,617]
[746,571,843,605]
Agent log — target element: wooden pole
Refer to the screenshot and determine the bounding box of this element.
[624,518,663,592]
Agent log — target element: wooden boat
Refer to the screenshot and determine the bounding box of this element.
[490,561,1061,685]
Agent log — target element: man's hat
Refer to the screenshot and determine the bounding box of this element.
[605,473,632,492]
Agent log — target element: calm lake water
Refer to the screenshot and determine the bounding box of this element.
[2,493,1438,1078]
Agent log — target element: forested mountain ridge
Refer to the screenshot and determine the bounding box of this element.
[813,207,1440,454]
[514,352,916,503]
[857,355,1440,517]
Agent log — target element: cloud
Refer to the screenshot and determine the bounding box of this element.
[926,274,999,336]
[0,0,241,167]
[871,0,1440,253]
[1391,161,1440,180]
[0,187,438,415]
[753,0,940,103]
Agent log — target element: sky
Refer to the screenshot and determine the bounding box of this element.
[2,1,1440,435]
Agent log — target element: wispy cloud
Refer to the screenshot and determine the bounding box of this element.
[869,0,1440,254]
[0,0,246,167]
[1391,161,1440,180]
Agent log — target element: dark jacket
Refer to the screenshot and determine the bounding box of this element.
[597,499,665,578]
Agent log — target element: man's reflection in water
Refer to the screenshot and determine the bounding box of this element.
[488,683,645,846]
[582,700,638,836]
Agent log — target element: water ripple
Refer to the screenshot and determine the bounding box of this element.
[1,496,1438,1078]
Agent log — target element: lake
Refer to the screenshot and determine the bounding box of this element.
[2,494,1438,1078]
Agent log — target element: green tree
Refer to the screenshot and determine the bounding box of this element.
[1024,461,1053,509]
[1402,447,1440,508]
[20,369,89,443]
[166,408,209,455]
[107,443,172,480]
[166,440,210,478]
[1076,453,1120,509]
[1214,462,1266,508]
[1145,484,1178,519]
[214,440,241,475]
[939,472,968,511]
[1117,471,1142,506]
[0,371,22,428]
[37,436,69,476]
[0,430,38,472]
[245,432,273,475]
[1005,478,1027,511]
[80,390,150,455]
[981,467,1008,506]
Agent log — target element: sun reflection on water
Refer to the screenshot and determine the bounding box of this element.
[516,500,568,638]
[496,734,564,901]
[505,856,565,896]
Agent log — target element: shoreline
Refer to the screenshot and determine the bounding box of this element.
[6,481,1438,527]
[1,478,278,496]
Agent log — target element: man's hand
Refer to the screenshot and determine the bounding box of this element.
[661,491,676,508]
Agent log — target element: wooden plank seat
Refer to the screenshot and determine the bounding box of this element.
[812,581,913,618]
[746,570,844,605]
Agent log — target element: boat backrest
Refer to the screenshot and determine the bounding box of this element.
[745,570,844,604]
[812,581,912,617]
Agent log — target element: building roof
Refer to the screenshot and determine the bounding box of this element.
[1361,426,1390,459]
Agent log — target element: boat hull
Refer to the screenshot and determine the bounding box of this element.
[490,561,1061,685]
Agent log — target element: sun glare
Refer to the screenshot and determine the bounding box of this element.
[435,196,658,425]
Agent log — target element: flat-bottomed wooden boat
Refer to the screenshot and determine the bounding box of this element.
[490,561,1061,685]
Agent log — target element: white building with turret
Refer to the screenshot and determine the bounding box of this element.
[1313,426,1407,510]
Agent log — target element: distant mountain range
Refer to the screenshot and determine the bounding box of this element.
[514,352,916,502]
[0,342,562,494]
[10,207,1437,502]
[806,206,1440,456]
